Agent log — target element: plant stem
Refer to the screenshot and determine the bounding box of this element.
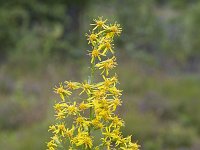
[87,60,95,150]
[88,60,95,136]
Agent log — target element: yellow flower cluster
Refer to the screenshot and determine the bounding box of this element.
[47,17,140,150]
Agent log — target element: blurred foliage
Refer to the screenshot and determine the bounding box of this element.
[0,0,200,150]
[116,0,200,68]
[0,0,200,67]
[0,0,91,64]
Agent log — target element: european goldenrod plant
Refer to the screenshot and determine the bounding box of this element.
[47,17,140,150]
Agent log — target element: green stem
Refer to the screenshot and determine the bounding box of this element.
[88,60,95,136]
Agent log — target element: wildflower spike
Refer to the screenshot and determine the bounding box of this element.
[47,17,140,150]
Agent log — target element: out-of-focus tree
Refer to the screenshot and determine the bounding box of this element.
[116,0,200,69]
[0,0,90,63]
[116,0,164,59]
[181,2,200,68]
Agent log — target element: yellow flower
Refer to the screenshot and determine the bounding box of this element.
[101,137,111,149]
[102,126,113,140]
[47,140,57,150]
[54,83,71,95]
[109,86,122,97]
[55,109,66,120]
[86,31,98,45]
[118,136,132,148]
[64,81,80,90]
[102,126,123,148]
[54,83,72,101]
[98,109,112,121]
[66,102,78,115]
[80,82,93,95]
[75,116,90,128]
[91,117,103,129]
[81,135,93,149]
[107,22,122,37]
[100,38,115,54]
[54,103,68,112]
[51,135,61,144]
[95,56,117,75]
[111,128,122,141]
[88,49,105,63]
[128,142,140,150]
[110,74,119,85]
[111,116,124,127]
[72,131,93,149]
[56,123,66,137]
[65,126,75,138]
[79,101,92,111]
[89,89,106,100]
[99,98,109,109]
[91,16,107,30]
[110,97,122,111]
[93,99,101,110]
[102,75,116,87]
[48,125,57,133]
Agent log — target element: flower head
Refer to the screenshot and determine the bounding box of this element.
[66,102,78,116]
[91,16,107,30]
[86,31,98,45]
[107,23,122,37]
[54,83,72,101]
[95,56,117,75]
[88,48,105,63]
[65,81,80,90]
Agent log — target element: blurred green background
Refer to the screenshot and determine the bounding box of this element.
[0,0,200,149]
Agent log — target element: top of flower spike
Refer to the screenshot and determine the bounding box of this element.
[86,17,122,76]
[89,17,122,37]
